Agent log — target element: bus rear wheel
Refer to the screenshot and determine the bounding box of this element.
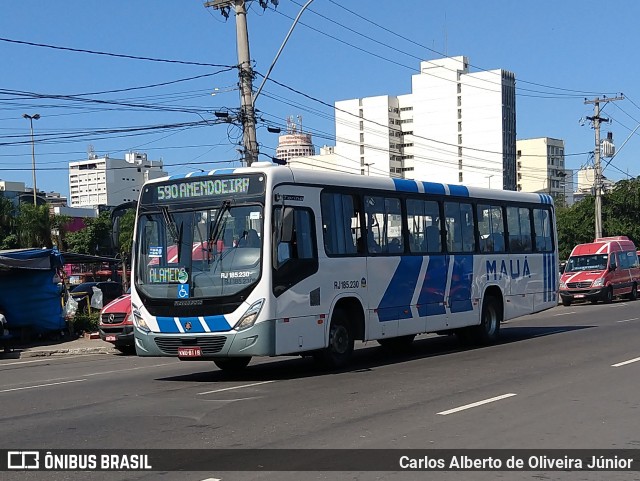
[314,308,354,369]
[214,357,251,372]
[457,295,501,346]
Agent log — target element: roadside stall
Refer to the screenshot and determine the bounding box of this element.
[0,248,65,338]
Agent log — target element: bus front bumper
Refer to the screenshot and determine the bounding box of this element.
[134,320,275,358]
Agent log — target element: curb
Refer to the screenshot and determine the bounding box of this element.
[18,347,119,358]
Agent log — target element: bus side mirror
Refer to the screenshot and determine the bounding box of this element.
[281,207,295,243]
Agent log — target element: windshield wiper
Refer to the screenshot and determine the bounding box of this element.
[161,206,179,242]
[207,200,231,263]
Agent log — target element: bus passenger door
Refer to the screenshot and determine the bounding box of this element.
[272,188,326,355]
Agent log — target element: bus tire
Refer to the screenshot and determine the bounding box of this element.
[214,357,251,372]
[457,295,501,346]
[377,334,416,352]
[315,308,354,369]
[627,283,638,301]
[603,286,613,304]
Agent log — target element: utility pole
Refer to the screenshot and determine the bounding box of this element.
[205,0,259,166]
[584,95,624,239]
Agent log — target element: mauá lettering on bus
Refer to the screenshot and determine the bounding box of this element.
[485,257,531,280]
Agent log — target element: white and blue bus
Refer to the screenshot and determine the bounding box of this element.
[131,163,558,371]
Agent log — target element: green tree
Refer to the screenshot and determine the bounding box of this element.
[0,195,18,249]
[16,203,53,248]
[65,211,113,255]
[556,197,595,259]
[114,208,135,290]
[601,178,640,245]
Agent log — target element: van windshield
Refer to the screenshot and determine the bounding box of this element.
[565,254,608,273]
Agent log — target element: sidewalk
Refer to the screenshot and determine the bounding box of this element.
[3,334,119,359]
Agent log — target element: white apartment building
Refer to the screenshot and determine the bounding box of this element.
[69,152,166,207]
[516,138,573,205]
[333,56,517,189]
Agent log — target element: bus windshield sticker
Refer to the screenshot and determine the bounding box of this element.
[148,246,163,258]
[149,266,189,284]
[177,284,190,299]
[220,271,254,285]
[157,177,250,202]
[249,211,261,220]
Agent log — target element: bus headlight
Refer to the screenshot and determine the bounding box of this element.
[234,299,264,331]
[559,281,566,289]
[592,278,604,287]
[133,308,150,333]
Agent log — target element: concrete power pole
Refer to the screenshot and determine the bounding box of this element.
[205,0,259,166]
[584,95,624,239]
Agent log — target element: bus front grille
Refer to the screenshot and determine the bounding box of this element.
[154,336,227,355]
[567,282,592,289]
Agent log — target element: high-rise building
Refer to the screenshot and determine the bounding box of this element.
[516,138,572,205]
[69,151,166,207]
[275,116,315,163]
[333,56,517,189]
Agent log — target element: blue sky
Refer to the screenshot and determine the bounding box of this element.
[2,0,640,199]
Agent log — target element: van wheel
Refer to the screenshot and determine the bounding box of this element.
[561,298,572,307]
[627,284,638,301]
[603,286,613,304]
[214,357,251,372]
[314,308,354,368]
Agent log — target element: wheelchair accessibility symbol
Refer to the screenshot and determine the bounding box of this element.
[177,284,190,299]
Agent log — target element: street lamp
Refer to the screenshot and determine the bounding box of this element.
[364,162,374,176]
[23,113,40,206]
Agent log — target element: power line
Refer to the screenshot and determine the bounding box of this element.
[0,37,236,68]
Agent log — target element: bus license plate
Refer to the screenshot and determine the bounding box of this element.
[106,335,116,342]
[178,347,202,357]
[574,294,585,298]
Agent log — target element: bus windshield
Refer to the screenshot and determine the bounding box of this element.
[564,254,608,272]
[136,204,263,300]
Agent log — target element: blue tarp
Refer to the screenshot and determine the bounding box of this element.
[0,248,65,333]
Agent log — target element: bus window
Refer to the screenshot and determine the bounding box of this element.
[364,195,403,254]
[444,202,475,253]
[407,198,441,253]
[478,204,505,253]
[321,192,360,256]
[506,206,533,253]
[533,208,553,252]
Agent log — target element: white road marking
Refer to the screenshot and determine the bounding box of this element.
[198,380,275,395]
[553,311,576,316]
[616,318,639,323]
[200,478,221,481]
[0,379,86,393]
[82,361,178,378]
[612,357,640,368]
[437,393,517,416]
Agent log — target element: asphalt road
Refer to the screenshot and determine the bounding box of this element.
[1,300,639,481]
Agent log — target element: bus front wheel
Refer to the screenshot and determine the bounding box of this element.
[314,308,354,369]
[214,357,251,372]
